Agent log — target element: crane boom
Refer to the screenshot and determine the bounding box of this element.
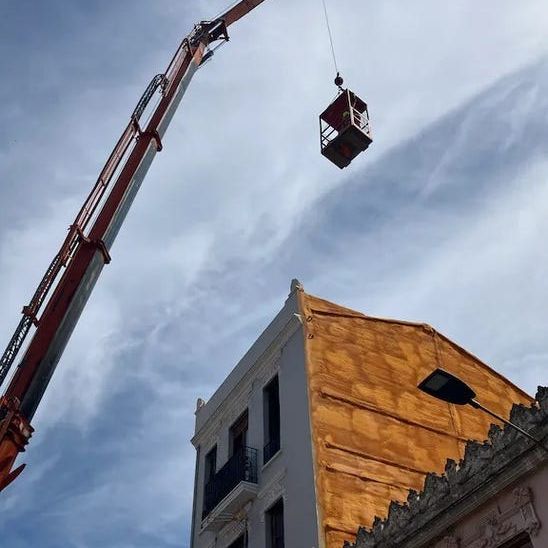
[0,0,267,493]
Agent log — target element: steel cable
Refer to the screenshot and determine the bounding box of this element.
[321,0,340,76]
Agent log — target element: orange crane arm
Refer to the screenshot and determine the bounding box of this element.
[0,0,267,493]
[224,0,267,26]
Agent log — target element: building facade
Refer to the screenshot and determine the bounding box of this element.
[189,281,531,548]
[190,281,317,548]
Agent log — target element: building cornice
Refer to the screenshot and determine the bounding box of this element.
[348,387,548,548]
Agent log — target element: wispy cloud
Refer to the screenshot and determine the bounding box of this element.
[1,1,547,546]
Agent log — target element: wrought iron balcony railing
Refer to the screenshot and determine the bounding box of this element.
[202,446,258,519]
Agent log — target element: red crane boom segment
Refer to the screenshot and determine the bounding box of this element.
[0,0,267,493]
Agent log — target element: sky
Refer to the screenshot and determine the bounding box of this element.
[0,0,547,546]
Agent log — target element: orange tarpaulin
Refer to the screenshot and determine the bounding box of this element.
[297,291,532,548]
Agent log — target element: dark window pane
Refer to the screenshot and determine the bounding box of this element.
[266,498,285,548]
[204,445,217,484]
[230,409,248,457]
[228,534,246,548]
[263,376,281,464]
[203,445,217,515]
[499,533,533,548]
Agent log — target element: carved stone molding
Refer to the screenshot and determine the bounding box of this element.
[459,487,540,547]
[439,536,460,548]
[466,513,518,548]
[513,487,540,538]
[513,486,532,508]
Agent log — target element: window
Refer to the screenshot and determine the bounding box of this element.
[499,533,533,548]
[204,445,217,485]
[228,534,246,548]
[263,376,281,464]
[230,409,248,457]
[202,445,217,515]
[265,498,285,548]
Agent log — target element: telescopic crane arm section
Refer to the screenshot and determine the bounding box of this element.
[0,0,267,494]
[223,0,267,26]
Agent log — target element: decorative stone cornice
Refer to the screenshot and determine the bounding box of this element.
[347,387,548,548]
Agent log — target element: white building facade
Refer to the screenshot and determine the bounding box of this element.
[189,282,319,548]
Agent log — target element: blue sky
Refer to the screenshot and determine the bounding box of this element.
[0,1,547,546]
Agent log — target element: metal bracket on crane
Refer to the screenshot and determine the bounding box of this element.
[131,118,163,152]
[189,19,230,48]
[71,226,112,265]
[21,306,39,327]
[0,397,33,451]
[0,396,32,492]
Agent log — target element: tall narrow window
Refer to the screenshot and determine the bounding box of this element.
[230,409,248,457]
[263,375,281,464]
[202,445,217,518]
[265,498,285,548]
[204,445,217,485]
[500,533,533,548]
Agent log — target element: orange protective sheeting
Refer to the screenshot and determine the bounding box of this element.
[298,291,532,548]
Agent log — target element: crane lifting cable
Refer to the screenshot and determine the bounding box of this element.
[318,0,373,168]
[321,0,341,86]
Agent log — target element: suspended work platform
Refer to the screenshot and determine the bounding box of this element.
[320,88,372,169]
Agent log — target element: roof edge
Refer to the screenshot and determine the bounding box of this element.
[303,291,533,402]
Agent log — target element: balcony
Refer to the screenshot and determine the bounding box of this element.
[201,447,258,530]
